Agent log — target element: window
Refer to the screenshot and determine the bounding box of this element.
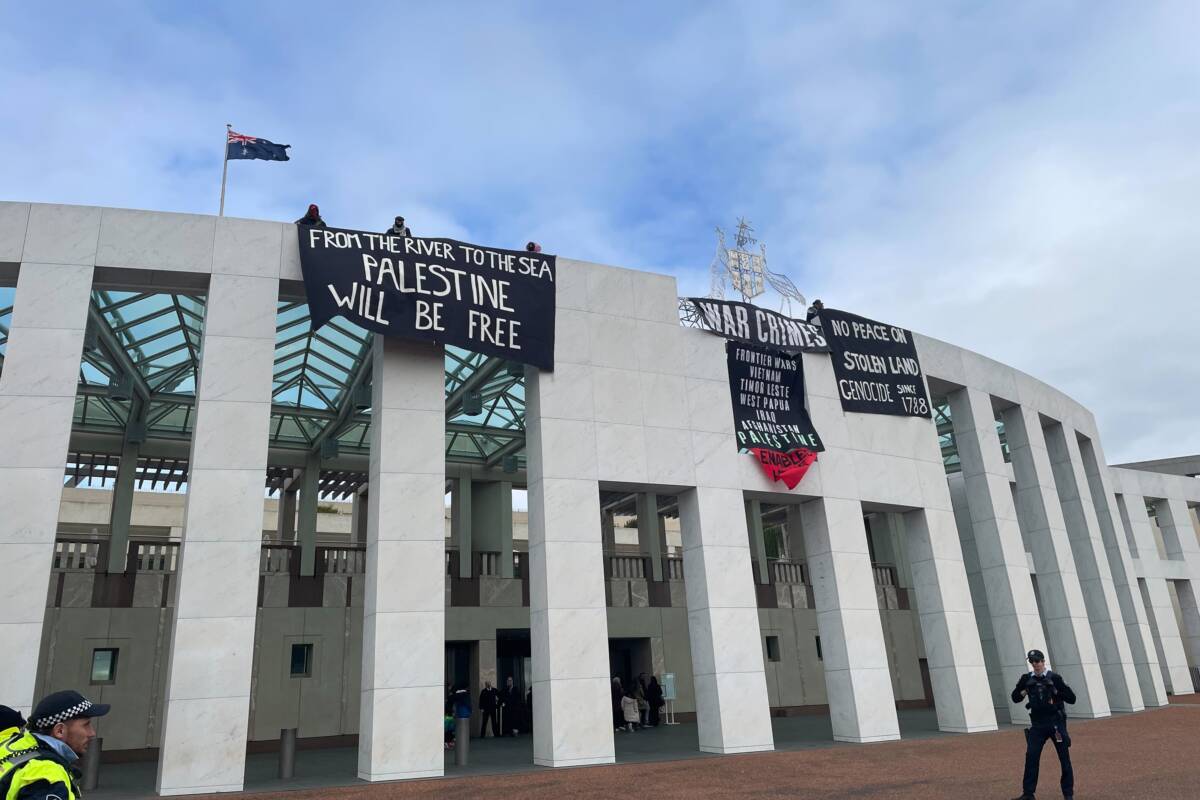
[765,636,781,662]
[290,643,314,678]
[815,636,823,661]
[90,648,119,685]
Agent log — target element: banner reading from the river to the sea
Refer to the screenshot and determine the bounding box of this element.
[297,226,556,370]
[689,297,829,353]
[818,308,931,418]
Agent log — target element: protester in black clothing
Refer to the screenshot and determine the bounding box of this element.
[805,298,824,323]
[525,241,542,253]
[1011,649,1077,800]
[386,215,411,237]
[499,676,523,737]
[479,680,501,738]
[647,675,665,727]
[295,203,325,227]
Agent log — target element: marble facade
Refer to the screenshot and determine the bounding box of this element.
[0,202,1197,797]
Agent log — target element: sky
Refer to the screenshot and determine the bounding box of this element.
[1,1,1197,464]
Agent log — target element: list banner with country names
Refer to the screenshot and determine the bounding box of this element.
[689,297,829,353]
[818,308,931,418]
[297,226,556,370]
[727,341,824,454]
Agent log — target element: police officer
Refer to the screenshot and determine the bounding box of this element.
[1011,649,1076,800]
[0,690,110,799]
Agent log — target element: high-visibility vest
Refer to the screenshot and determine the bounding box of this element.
[0,728,79,800]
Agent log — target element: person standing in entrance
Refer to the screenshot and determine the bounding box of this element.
[647,675,664,727]
[479,680,500,738]
[1011,649,1077,800]
[620,689,640,733]
[611,677,625,732]
[499,676,522,737]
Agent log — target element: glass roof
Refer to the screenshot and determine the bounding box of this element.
[932,399,1010,475]
[66,291,527,468]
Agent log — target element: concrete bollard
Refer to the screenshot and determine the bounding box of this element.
[279,728,297,779]
[83,737,102,791]
[454,717,470,766]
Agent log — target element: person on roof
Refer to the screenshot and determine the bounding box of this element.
[385,216,412,237]
[295,204,326,227]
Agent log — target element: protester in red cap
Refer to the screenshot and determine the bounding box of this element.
[295,204,326,227]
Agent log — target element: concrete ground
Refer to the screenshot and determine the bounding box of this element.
[94,699,1200,799]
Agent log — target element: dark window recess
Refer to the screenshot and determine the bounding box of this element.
[815,636,823,661]
[290,643,314,678]
[765,636,781,662]
[90,648,119,685]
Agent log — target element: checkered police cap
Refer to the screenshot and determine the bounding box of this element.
[29,691,109,731]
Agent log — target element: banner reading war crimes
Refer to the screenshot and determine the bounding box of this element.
[727,341,824,454]
[689,297,829,353]
[818,308,931,418]
[297,226,556,370]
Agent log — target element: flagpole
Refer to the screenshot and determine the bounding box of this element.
[218,123,231,216]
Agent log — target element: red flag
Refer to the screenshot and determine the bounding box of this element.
[749,448,818,490]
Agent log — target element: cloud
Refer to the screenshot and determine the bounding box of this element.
[0,1,1195,462]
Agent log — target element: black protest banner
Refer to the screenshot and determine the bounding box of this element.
[818,308,931,418]
[726,341,824,454]
[689,297,829,353]
[297,226,556,370]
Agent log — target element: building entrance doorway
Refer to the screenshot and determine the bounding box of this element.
[446,641,471,695]
[608,637,653,688]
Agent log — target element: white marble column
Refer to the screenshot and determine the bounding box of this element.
[297,452,320,576]
[947,388,1045,724]
[636,492,664,582]
[679,486,774,753]
[525,364,614,767]
[351,487,368,546]
[497,481,514,579]
[106,437,140,573]
[1002,406,1109,717]
[902,507,998,732]
[358,336,446,780]
[276,480,298,542]
[157,273,279,795]
[1153,498,1200,680]
[1077,439,1167,707]
[745,499,770,585]
[1119,493,1193,694]
[0,260,94,715]
[801,497,900,742]
[1043,423,1142,712]
[452,478,473,579]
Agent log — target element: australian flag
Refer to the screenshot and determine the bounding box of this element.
[227,129,290,161]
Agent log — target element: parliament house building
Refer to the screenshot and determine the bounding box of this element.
[0,201,1197,796]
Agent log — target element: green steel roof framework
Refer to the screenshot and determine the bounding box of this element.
[932,399,1010,476]
[66,292,526,468]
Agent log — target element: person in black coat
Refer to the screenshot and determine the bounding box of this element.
[499,676,523,737]
[294,203,326,227]
[479,681,500,738]
[1010,649,1077,800]
[647,675,665,727]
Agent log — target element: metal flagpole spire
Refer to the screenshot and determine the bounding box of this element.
[218,123,231,216]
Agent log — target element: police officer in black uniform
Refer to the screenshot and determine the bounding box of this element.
[1011,649,1076,800]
